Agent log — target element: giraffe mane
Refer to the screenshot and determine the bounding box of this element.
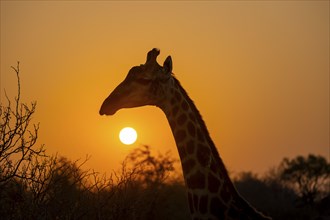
[172,76,272,219]
[171,76,233,184]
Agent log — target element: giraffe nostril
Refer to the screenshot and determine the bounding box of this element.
[99,106,116,116]
[99,94,119,116]
[99,106,107,115]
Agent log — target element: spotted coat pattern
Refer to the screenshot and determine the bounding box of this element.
[100,48,272,220]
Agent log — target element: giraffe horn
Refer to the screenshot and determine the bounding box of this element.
[146,48,160,64]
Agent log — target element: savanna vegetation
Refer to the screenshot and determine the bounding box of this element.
[1,63,329,220]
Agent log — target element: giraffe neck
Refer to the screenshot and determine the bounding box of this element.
[158,77,270,220]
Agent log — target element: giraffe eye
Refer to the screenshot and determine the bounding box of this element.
[136,78,152,85]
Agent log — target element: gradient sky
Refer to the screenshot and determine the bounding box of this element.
[1,1,329,175]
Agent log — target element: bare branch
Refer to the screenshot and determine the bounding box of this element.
[0,62,45,186]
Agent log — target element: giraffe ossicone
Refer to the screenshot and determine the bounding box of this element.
[100,48,272,220]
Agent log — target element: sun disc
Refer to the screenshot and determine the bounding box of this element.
[119,127,137,145]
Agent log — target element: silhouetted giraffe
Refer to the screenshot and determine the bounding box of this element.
[100,48,271,220]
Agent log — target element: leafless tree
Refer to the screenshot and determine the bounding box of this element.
[0,63,189,219]
[0,62,45,186]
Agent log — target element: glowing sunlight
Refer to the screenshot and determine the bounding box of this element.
[119,127,138,145]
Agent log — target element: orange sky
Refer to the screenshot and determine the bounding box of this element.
[1,1,329,175]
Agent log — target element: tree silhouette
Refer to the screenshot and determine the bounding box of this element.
[0,62,45,186]
[279,154,330,205]
[5,62,330,219]
[126,145,176,186]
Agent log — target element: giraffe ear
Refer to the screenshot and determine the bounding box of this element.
[163,56,172,74]
[146,48,160,64]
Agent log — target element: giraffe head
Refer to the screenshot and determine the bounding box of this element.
[100,48,173,115]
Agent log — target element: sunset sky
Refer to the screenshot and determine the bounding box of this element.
[1,1,329,175]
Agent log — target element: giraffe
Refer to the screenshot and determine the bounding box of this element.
[99,48,272,220]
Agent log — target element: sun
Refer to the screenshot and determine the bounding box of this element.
[119,127,137,145]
